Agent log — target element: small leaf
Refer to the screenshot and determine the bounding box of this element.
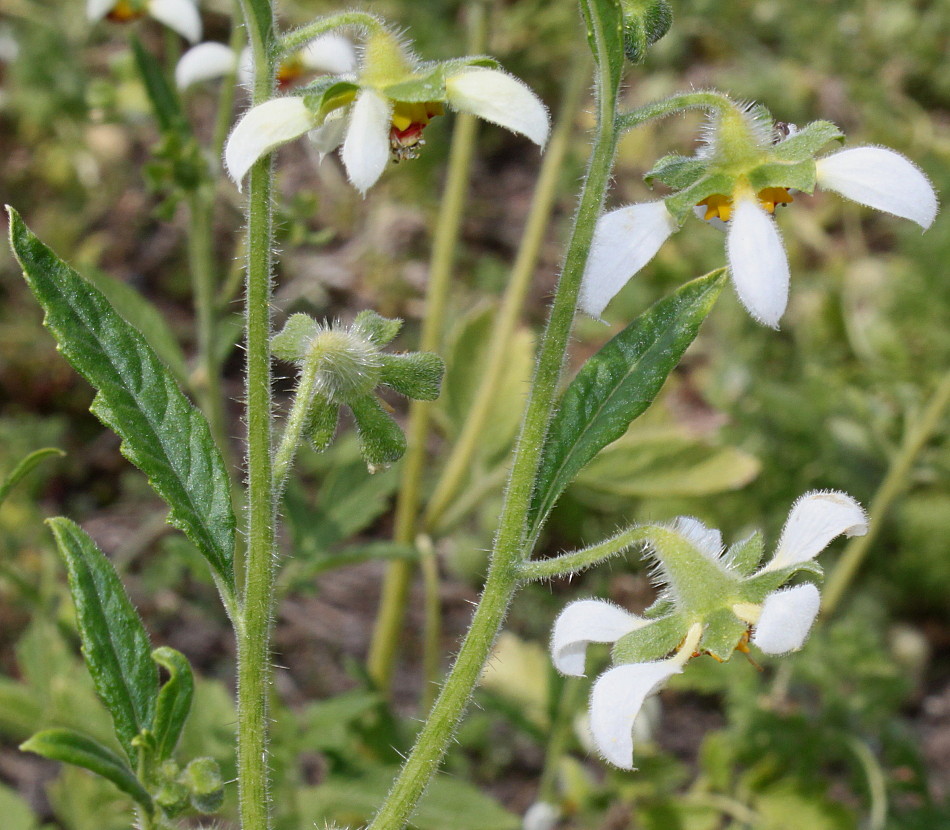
[21,729,153,812]
[9,209,236,590]
[0,447,64,508]
[151,647,194,762]
[131,37,184,133]
[47,519,157,764]
[528,271,726,537]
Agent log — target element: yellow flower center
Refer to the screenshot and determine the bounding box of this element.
[106,0,145,22]
[276,56,306,89]
[696,186,794,222]
[389,101,444,162]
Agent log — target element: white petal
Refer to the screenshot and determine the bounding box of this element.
[175,42,238,90]
[523,802,560,830]
[341,90,392,195]
[579,202,678,319]
[551,600,647,677]
[816,146,938,230]
[727,196,790,328]
[225,97,315,186]
[309,108,349,159]
[299,33,358,75]
[87,0,114,22]
[762,491,868,573]
[148,0,202,43]
[589,661,680,769]
[752,583,821,654]
[446,66,550,147]
[672,517,723,560]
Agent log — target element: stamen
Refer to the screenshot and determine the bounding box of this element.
[388,102,443,162]
[107,0,145,22]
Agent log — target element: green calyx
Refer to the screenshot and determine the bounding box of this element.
[272,311,445,470]
[620,0,674,63]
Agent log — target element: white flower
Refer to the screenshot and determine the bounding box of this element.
[580,146,938,327]
[224,32,549,193]
[551,599,649,676]
[175,34,357,91]
[522,802,560,830]
[87,0,202,43]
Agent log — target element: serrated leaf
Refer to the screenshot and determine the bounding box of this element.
[298,768,519,830]
[529,271,726,537]
[580,0,626,98]
[21,729,152,812]
[151,647,194,762]
[47,519,157,764]
[84,266,190,387]
[0,447,64,508]
[8,210,236,589]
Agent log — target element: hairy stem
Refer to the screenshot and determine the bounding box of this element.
[518,525,653,582]
[366,2,488,694]
[615,89,736,133]
[280,11,385,56]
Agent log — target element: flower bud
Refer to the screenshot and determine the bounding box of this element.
[620,0,673,63]
[181,757,225,814]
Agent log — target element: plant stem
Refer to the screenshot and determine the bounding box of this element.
[615,89,736,133]
[537,676,584,803]
[271,349,323,496]
[234,0,276,827]
[823,371,950,615]
[279,11,385,56]
[419,534,442,714]
[518,525,652,582]
[368,9,619,825]
[422,52,589,532]
[366,1,488,694]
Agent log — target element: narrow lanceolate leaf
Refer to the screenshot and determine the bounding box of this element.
[0,447,64,508]
[21,729,153,812]
[131,37,185,133]
[151,647,194,762]
[579,0,626,98]
[47,518,157,765]
[528,270,726,537]
[8,209,235,589]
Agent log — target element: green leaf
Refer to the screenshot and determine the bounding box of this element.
[83,267,190,387]
[8,209,236,589]
[349,395,407,468]
[21,729,153,812]
[47,519,157,764]
[528,270,726,537]
[299,768,519,830]
[150,647,194,762]
[379,352,445,400]
[0,447,64,508]
[130,37,184,133]
[579,0,626,98]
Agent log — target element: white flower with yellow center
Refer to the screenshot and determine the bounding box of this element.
[224,28,549,193]
[580,103,938,328]
[87,0,202,43]
[549,491,868,769]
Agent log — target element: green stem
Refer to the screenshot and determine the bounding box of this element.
[518,525,652,582]
[615,89,736,133]
[537,676,584,803]
[419,534,442,714]
[847,736,888,830]
[422,52,590,531]
[822,371,950,615]
[234,0,277,828]
[279,12,385,56]
[271,349,324,496]
[366,1,488,694]
[368,11,619,827]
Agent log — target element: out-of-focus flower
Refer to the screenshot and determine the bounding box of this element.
[225,27,549,193]
[87,0,202,43]
[580,101,938,327]
[549,491,868,769]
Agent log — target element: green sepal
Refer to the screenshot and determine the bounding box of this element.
[150,647,194,763]
[47,518,157,765]
[354,310,403,347]
[154,767,190,818]
[741,563,823,603]
[181,757,225,814]
[664,171,737,223]
[302,79,360,122]
[272,313,320,363]
[383,56,498,103]
[772,120,844,162]
[8,210,236,591]
[21,729,153,813]
[379,353,445,401]
[644,154,707,190]
[698,608,748,662]
[721,532,764,577]
[612,614,685,664]
[349,395,407,469]
[306,395,340,452]
[0,447,64,508]
[620,0,673,63]
[747,158,817,195]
